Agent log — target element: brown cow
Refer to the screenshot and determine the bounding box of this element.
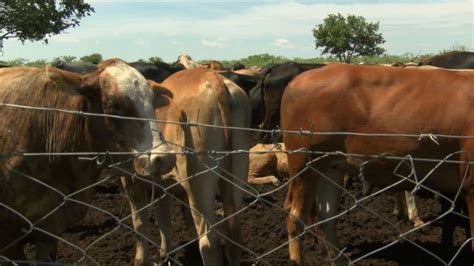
[248,143,288,186]
[0,59,176,262]
[205,60,225,71]
[281,64,474,265]
[123,68,250,265]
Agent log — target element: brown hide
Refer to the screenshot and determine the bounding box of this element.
[123,68,250,265]
[206,60,225,71]
[0,67,100,258]
[282,64,474,192]
[248,143,288,186]
[0,59,174,261]
[281,63,474,264]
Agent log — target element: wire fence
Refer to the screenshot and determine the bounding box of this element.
[1,103,473,265]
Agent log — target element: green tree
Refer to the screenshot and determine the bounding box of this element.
[80,53,102,64]
[51,55,77,65]
[312,13,385,63]
[0,1,94,49]
[147,56,163,63]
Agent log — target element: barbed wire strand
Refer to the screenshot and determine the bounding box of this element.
[1,103,473,264]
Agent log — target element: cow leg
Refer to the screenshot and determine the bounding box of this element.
[393,192,406,220]
[464,193,474,254]
[178,191,195,232]
[120,176,151,266]
[405,191,424,227]
[284,146,319,266]
[220,144,248,265]
[154,193,172,261]
[2,243,26,262]
[220,179,241,266]
[458,142,474,254]
[316,167,345,266]
[248,175,281,186]
[441,197,455,248]
[185,171,222,266]
[34,235,58,262]
[222,77,250,265]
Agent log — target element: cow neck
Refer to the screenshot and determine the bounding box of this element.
[83,91,109,153]
[30,78,95,158]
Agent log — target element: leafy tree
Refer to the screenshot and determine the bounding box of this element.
[51,55,77,65]
[147,56,162,63]
[80,53,102,64]
[0,0,94,50]
[312,13,385,63]
[243,53,287,65]
[3,58,28,66]
[25,59,49,67]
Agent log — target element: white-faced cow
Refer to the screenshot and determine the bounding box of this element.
[52,60,185,83]
[0,59,175,262]
[122,68,250,265]
[177,53,201,69]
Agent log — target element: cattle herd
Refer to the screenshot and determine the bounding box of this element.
[1,51,474,265]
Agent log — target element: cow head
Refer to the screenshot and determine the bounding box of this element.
[46,58,176,177]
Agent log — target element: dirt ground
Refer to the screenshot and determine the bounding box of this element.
[20,169,469,266]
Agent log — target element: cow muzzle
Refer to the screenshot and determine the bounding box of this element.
[133,146,176,177]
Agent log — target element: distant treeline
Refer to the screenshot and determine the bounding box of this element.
[1,46,471,68]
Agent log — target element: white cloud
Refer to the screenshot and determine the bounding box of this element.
[70,2,471,41]
[171,40,183,45]
[133,40,150,46]
[271,38,294,48]
[49,35,80,44]
[2,1,472,61]
[201,38,228,48]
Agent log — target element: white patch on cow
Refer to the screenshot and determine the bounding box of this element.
[103,62,164,153]
[178,53,199,69]
[325,202,331,213]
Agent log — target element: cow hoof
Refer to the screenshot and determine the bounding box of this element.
[215,208,224,217]
[272,180,282,186]
[412,218,424,228]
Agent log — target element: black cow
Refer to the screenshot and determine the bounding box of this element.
[230,62,246,71]
[258,62,325,143]
[129,61,184,83]
[218,71,263,129]
[52,60,185,83]
[50,61,97,74]
[420,51,474,69]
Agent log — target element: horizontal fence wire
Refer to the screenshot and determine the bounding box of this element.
[0,102,473,265]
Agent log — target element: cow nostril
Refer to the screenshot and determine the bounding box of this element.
[150,152,176,176]
[133,149,176,177]
[133,155,151,176]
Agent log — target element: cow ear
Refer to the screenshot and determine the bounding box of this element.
[46,66,99,96]
[148,80,173,109]
[148,80,173,99]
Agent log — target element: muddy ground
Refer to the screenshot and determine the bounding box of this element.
[18,170,470,266]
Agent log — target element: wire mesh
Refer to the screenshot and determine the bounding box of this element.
[0,103,472,265]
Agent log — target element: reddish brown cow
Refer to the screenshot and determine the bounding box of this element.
[281,64,474,265]
[0,59,175,262]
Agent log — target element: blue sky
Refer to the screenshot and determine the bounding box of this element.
[2,0,473,62]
